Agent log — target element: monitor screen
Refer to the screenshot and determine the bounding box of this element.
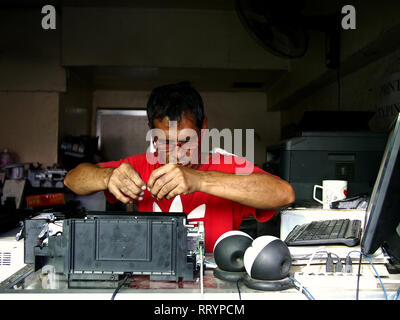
[361,113,400,264]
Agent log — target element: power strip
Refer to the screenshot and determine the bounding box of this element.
[294,263,390,290]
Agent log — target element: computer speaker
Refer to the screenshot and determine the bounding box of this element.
[213,231,253,277]
[244,236,292,281]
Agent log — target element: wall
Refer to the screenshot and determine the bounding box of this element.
[58,71,93,140]
[0,9,65,91]
[281,49,400,130]
[268,0,400,113]
[202,92,280,167]
[0,8,66,166]
[266,0,400,133]
[0,92,59,166]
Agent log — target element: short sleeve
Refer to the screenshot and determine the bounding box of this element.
[253,208,276,222]
[236,205,276,224]
[207,153,279,178]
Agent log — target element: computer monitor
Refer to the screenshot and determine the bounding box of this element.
[361,113,400,265]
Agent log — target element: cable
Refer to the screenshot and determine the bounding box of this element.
[303,246,326,272]
[395,287,400,300]
[303,250,341,274]
[236,279,242,301]
[288,275,315,300]
[346,250,388,300]
[111,273,131,300]
[289,276,315,300]
[345,255,353,273]
[355,252,362,300]
[199,240,204,296]
[329,252,340,262]
[336,256,343,272]
[300,249,331,294]
[326,253,335,273]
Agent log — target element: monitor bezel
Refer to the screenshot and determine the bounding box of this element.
[361,113,400,259]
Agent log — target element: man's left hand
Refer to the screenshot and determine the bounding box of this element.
[147,163,203,200]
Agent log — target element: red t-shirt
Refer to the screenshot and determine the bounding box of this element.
[98,152,276,252]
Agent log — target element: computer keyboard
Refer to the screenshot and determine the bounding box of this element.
[284,219,362,247]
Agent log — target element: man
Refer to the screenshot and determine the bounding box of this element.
[64,82,295,252]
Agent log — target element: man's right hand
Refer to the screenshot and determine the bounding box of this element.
[107,163,146,204]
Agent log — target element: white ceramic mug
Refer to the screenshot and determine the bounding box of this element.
[313,180,348,209]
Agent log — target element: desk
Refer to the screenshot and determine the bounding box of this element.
[1,254,400,300]
[0,224,399,300]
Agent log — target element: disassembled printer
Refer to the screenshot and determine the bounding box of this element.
[27,166,67,189]
[24,211,204,288]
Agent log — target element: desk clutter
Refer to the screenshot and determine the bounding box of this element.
[2,116,400,300]
[211,230,400,300]
[0,135,100,233]
[288,245,397,300]
[0,160,77,234]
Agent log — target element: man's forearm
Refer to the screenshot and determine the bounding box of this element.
[64,163,114,195]
[198,171,295,210]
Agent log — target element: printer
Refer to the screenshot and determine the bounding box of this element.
[266,131,387,205]
[25,211,203,288]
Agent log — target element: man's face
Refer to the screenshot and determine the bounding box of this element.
[151,112,206,167]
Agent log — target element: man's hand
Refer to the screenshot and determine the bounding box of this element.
[147,164,203,200]
[107,163,146,204]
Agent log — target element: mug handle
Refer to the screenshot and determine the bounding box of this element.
[313,185,323,204]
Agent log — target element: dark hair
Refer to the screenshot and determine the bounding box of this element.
[147,82,205,129]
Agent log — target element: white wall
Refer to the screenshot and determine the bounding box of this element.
[0,92,59,166]
[0,9,66,166]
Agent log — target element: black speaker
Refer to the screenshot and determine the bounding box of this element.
[243,236,293,291]
[213,231,253,282]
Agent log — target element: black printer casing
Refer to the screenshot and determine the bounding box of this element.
[33,212,198,288]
